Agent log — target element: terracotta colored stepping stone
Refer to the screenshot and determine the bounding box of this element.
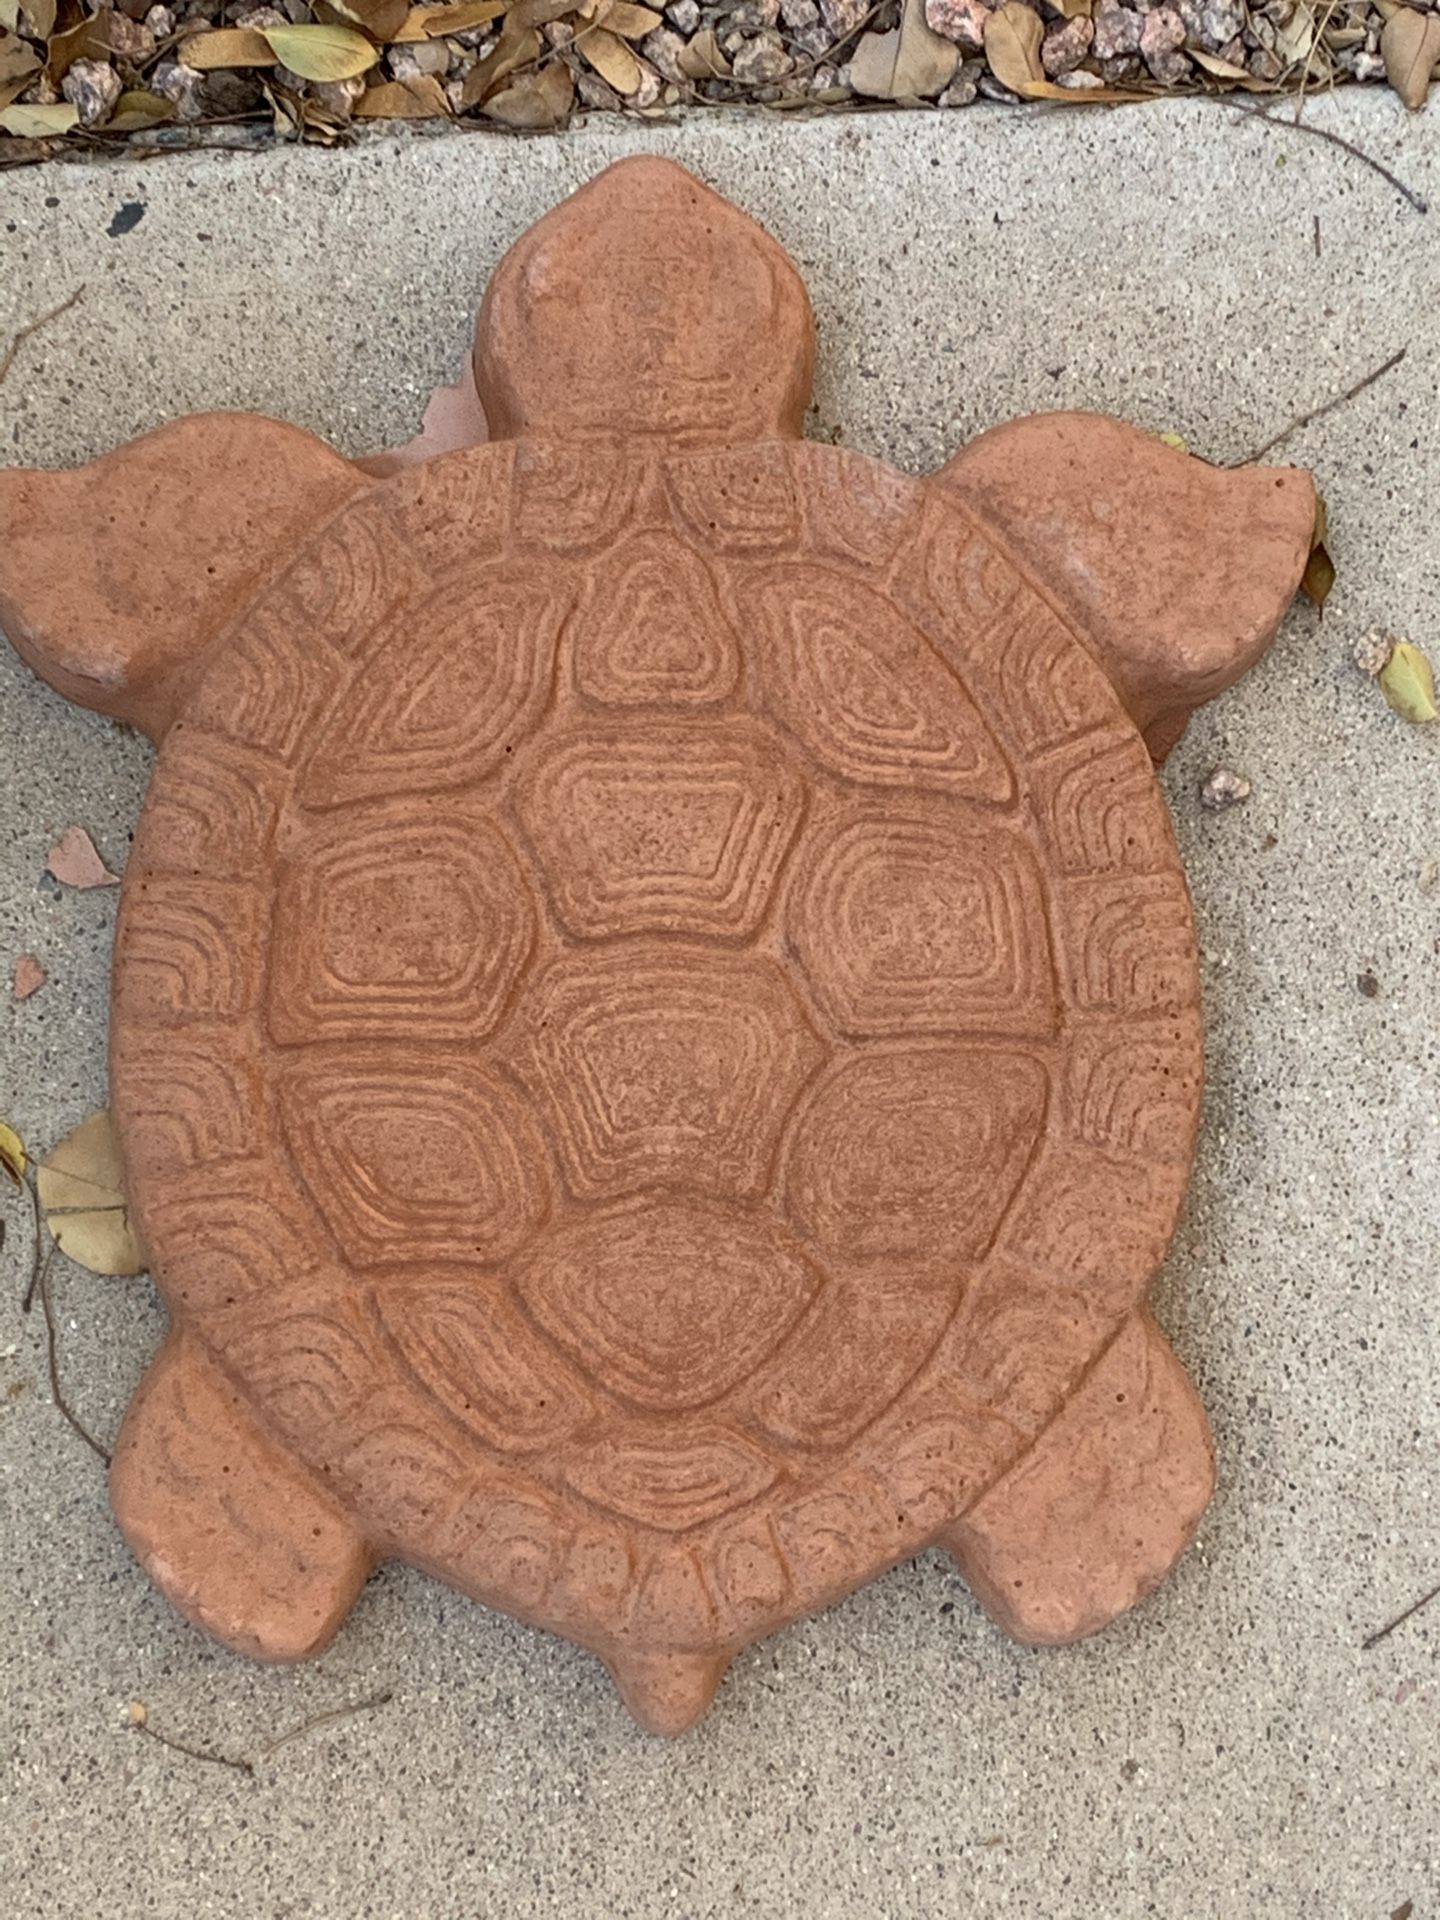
[0,159,1316,1734]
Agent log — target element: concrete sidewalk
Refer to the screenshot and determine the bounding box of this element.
[1,97,1437,1920]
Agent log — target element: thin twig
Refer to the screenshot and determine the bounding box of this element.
[1362,1580,1440,1651]
[253,1688,395,1761]
[1222,99,1429,215]
[132,1720,255,1777]
[19,1176,43,1314]
[37,1244,111,1466]
[1232,345,1407,466]
[0,286,86,388]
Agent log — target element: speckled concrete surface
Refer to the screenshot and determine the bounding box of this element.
[1,98,1437,1920]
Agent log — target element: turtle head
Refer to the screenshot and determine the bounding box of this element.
[473,157,815,448]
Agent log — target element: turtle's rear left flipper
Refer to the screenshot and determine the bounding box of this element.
[111,1330,374,1662]
[942,1312,1215,1645]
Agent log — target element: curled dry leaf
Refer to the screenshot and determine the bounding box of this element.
[178,26,277,69]
[1381,6,1440,109]
[262,22,380,80]
[46,826,119,890]
[37,1111,146,1277]
[107,89,174,130]
[1300,493,1335,609]
[677,25,729,75]
[0,1118,25,1187]
[482,59,575,123]
[12,953,46,999]
[1379,640,1438,723]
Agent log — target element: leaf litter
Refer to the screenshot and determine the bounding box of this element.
[0,0,1438,149]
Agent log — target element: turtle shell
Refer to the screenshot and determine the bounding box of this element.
[110,437,1203,1668]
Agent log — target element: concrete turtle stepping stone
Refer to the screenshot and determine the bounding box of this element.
[0,158,1316,1733]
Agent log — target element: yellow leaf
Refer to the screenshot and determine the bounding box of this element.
[580,23,641,90]
[106,89,174,130]
[262,22,380,79]
[178,26,277,68]
[0,101,79,134]
[1157,430,1189,453]
[1381,5,1440,109]
[0,1118,25,1187]
[37,1111,146,1278]
[600,0,663,36]
[1379,640,1438,724]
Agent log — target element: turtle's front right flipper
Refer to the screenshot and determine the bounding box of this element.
[0,413,369,742]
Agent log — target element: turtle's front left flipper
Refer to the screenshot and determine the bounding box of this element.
[0,413,369,741]
[941,1312,1215,1645]
[111,1330,374,1661]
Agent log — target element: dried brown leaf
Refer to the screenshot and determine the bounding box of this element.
[677,24,728,74]
[579,23,641,90]
[983,0,1046,92]
[178,26,278,69]
[37,1111,146,1277]
[12,953,46,1000]
[0,34,40,87]
[324,0,411,39]
[395,0,505,32]
[600,0,662,35]
[459,16,538,99]
[262,22,379,79]
[851,0,957,97]
[46,825,118,890]
[1381,5,1440,109]
[353,71,450,111]
[481,56,573,121]
[19,0,54,38]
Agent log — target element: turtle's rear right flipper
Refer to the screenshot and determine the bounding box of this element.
[941,1311,1215,1645]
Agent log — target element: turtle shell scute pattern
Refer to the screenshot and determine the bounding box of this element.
[112,437,1202,1663]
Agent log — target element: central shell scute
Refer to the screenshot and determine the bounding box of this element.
[786,800,1056,1040]
[514,719,805,940]
[514,1202,821,1412]
[509,945,826,1203]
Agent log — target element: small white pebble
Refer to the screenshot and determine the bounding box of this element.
[1200,766,1252,811]
[1353,628,1393,677]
